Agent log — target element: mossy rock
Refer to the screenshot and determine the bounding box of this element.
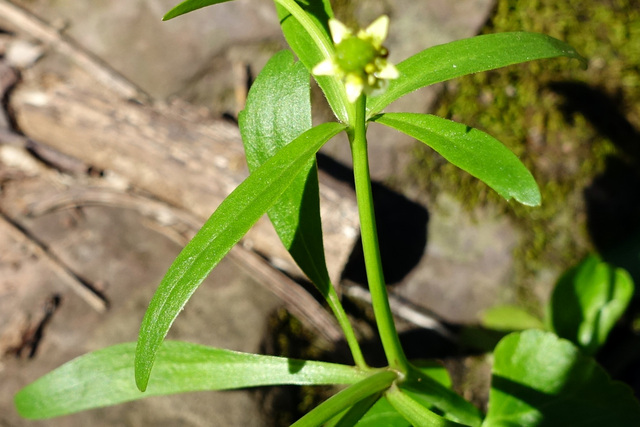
[412,0,640,309]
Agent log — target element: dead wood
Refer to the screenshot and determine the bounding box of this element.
[0,213,107,312]
[8,77,359,285]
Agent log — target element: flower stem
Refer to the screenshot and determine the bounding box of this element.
[275,0,334,60]
[326,286,368,369]
[348,95,409,373]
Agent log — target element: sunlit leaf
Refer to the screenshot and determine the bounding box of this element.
[483,330,640,426]
[239,50,331,293]
[134,121,345,392]
[367,32,586,117]
[163,0,233,21]
[15,341,367,419]
[372,113,540,206]
[548,254,634,355]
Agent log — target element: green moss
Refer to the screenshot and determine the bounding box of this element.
[412,0,640,309]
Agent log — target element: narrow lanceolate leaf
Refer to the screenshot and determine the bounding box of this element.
[134,121,345,392]
[373,113,540,206]
[386,386,468,427]
[484,330,640,426]
[239,50,331,294]
[548,255,634,355]
[15,341,367,419]
[163,0,234,21]
[292,371,397,427]
[367,32,586,117]
[275,0,351,123]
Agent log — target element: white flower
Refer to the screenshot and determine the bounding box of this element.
[313,15,399,103]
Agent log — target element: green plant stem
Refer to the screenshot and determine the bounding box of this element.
[275,0,334,60]
[349,95,409,374]
[326,286,368,369]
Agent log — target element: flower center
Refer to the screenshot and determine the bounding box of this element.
[335,37,378,74]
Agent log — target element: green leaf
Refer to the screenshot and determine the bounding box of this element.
[483,330,640,426]
[349,362,453,427]
[353,397,410,427]
[481,306,545,332]
[135,121,345,392]
[163,0,233,21]
[239,50,331,294]
[402,366,483,426]
[372,113,540,206]
[547,254,634,355]
[367,32,586,117]
[292,371,397,427]
[386,386,468,427]
[275,0,351,123]
[412,360,453,389]
[327,394,382,427]
[15,341,367,419]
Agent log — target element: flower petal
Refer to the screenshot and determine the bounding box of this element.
[344,74,364,103]
[312,59,339,76]
[362,15,389,47]
[328,18,351,44]
[375,62,399,79]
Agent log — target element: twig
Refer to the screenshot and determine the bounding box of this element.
[343,284,458,343]
[0,212,108,313]
[227,244,343,343]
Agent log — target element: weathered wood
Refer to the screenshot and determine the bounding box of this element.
[0,0,148,101]
[9,77,359,284]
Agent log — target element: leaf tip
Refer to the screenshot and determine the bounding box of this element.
[134,341,152,392]
[134,366,149,392]
[162,8,181,21]
[512,184,541,207]
[567,49,588,70]
[13,390,31,418]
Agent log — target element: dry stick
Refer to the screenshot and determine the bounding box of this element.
[227,245,344,343]
[343,284,457,343]
[0,0,149,102]
[26,187,344,343]
[0,213,108,313]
